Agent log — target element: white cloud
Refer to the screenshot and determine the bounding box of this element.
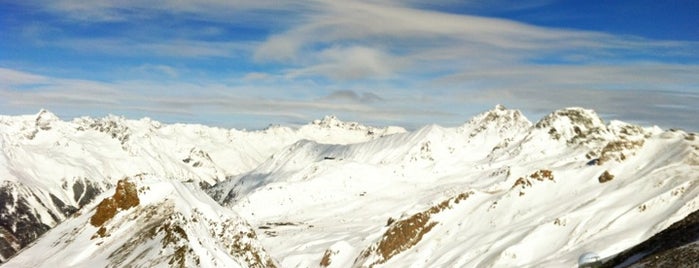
[29,0,305,22]
[249,0,698,86]
[285,46,400,80]
[254,36,302,62]
[437,63,699,94]
[134,64,179,78]
[0,68,446,128]
[52,38,255,58]
[321,90,385,103]
[242,72,272,81]
[0,68,49,86]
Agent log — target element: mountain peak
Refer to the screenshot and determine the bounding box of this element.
[535,107,604,129]
[533,107,608,144]
[34,109,59,131]
[461,105,532,138]
[312,115,346,128]
[35,108,58,118]
[306,115,406,139]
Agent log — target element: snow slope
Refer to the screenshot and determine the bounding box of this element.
[210,106,699,267]
[0,111,403,261]
[3,174,277,268]
[2,106,698,267]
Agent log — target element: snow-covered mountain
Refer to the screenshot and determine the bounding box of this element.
[3,175,277,267]
[210,106,699,267]
[0,111,403,262]
[1,106,698,267]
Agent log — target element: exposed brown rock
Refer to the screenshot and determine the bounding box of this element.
[597,140,644,165]
[90,179,140,227]
[598,171,614,183]
[95,227,107,238]
[319,249,334,267]
[356,191,472,267]
[530,169,554,181]
[378,212,435,262]
[512,177,532,189]
[511,169,555,191]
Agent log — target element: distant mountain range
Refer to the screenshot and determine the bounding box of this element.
[1,106,697,267]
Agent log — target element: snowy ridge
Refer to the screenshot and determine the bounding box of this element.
[0,110,403,261]
[2,106,699,267]
[212,106,699,267]
[3,175,277,267]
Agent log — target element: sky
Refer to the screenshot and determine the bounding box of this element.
[1,0,698,130]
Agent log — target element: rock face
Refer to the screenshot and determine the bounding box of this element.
[0,179,104,262]
[90,179,140,227]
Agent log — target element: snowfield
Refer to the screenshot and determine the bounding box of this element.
[1,106,698,267]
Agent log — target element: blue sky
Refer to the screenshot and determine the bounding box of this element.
[1,0,698,130]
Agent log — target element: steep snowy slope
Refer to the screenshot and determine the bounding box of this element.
[211,106,699,267]
[0,110,403,261]
[3,174,277,267]
[211,105,532,204]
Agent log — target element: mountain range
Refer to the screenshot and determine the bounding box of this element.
[1,106,697,267]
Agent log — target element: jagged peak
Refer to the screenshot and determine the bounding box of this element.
[535,107,604,130]
[532,107,610,145]
[35,109,58,119]
[32,109,60,132]
[461,105,532,137]
[35,109,59,122]
[312,115,350,128]
[469,105,530,125]
[607,120,649,138]
[307,115,405,135]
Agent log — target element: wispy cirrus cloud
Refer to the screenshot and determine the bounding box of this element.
[0,68,48,86]
[1,1,698,130]
[0,68,447,128]
[320,90,385,103]
[51,38,255,58]
[284,46,401,80]
[253,0,698,82]
[23,0,307,23]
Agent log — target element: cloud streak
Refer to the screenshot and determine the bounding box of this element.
[251,1,698,83]
[0,68,448,128]
[1,1,698,131]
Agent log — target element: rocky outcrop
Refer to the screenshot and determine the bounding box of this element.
[75,115,132,149]
[354,192,472,267]
[534,107,608,146]
[598,170,614,183]
[511,169,555,196]
[90,179,139,228]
